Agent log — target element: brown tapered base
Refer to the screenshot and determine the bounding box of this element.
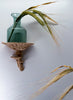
[2,42,34,71]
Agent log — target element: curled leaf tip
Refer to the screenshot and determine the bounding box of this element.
[59,85,73,100]
[51,65,72,73]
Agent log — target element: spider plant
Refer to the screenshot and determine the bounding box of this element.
[8,1,59,45]
[30,65,73,100]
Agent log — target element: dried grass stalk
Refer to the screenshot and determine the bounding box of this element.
[30,66,73,100]
[59,85,73,100]
[32,10,58,45]
[41,13,58,24]
[32,9,57,24]
[51,65,72,73]
[27,1,56,10]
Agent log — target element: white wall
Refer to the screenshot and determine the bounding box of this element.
[0,0,73,100]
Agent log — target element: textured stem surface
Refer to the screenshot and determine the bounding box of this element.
[11,51,24,71]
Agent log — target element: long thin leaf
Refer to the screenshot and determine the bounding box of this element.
[32,10,59,45]
[32,10,57,24]
[59,85,73,100]
[42,13,58,24]
[51,65,72,73]
[27,1,56,10]
[30,67,73,100]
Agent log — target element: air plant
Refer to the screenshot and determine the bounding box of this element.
[30,65,73,100]
[3,1,59,71]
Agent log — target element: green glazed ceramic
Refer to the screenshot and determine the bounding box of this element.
[7,13,27,42]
